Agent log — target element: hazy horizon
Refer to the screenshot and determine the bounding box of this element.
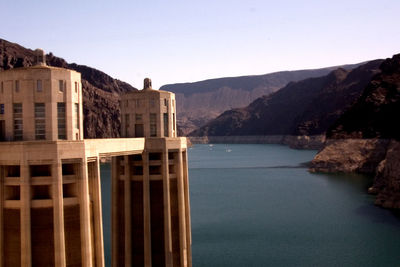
[3,0,400,88]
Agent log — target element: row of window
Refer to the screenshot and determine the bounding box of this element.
[6,102,79,141]
[0,80,80,94]
[124,112,175,137]
[122,98,175,108]
[13,103,23,140]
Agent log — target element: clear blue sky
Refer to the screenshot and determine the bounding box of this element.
[2,0,400,89]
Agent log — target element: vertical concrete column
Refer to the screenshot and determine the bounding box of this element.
[0,167,4,267]
[52,162,66,267]
[20,162,32,267]
[142,151,152,266]
[124,156,132,266]
[50,101,58,141]
[162,149,173,266]
[91,158,105,267]
[177,150,187,267]
[111,157,118,267]
[183,151,192,267]
[78,159,93,267]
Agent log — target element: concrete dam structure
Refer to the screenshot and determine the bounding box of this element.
[0,49,191,267]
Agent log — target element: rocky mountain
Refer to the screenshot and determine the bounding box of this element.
[161,63,364,135]
[310,54,400,209]
[326,54,400,140]
[0,38,136,138]
[189,60,383,142]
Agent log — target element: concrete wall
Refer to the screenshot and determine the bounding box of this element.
[121,89,177,138]
[112,137,191,267]
[0,66,83,142]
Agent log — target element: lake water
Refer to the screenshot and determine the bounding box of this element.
[101,144,400,266]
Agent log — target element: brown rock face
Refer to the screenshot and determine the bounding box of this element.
[310,138,400,209]
[371,141,400,209]
[311,54,400,209]
[0,38,137,138]
[189,60,382,138]
[310,139,390,173]
[327,54,400,140]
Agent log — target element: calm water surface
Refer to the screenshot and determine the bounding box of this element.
[101,144,400,266]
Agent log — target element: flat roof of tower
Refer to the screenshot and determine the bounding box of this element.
[122,88,173,95]
[0,64,80,74]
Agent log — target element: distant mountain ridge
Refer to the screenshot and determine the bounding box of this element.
[189,59,383,138]
[0,38,136,138]
[161,63,366,135]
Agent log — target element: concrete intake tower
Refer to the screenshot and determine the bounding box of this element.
[0,49,191,267]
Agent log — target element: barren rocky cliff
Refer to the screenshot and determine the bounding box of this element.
[0,39,136,138]
[310,54,400,209]
[188,60,382,148]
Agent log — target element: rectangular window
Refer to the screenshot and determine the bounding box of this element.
[173,113,176,132]
[135,124,144,137]
[164,99,168,106]
[135,113,142,122]
[0,104,4,114]
[36,80,42,92]
[59,80,64,92]
[150,113,157,137]
[57,103,66,139]
[74,103,79,129]
[150,99,155,108]
[13,103,23,140]
[74,82,78,93]
[125,114,130,137]
[163,113,169,137]
[15,80,20,92]
[0,120,5,141]
[35,103,45,140]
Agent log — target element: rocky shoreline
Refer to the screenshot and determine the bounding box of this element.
[188,135,325,150]
[310,139,400,209]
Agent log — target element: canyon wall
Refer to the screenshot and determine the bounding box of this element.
[310,54,400,209]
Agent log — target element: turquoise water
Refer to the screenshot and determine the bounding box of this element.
[101,144,400,266]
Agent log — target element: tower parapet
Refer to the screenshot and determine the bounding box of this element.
[143,77,152,90]
[34,49,46,66]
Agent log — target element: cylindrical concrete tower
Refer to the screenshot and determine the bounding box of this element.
[113,79,192,267]
[120,78,177,139]
[0,50,102,267]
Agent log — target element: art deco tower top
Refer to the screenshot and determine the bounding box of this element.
[143,77,152,90]
[34,48,46,66]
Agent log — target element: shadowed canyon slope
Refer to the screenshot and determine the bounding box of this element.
[161,64,364,135]
[189,60,383,139]
[0,38,136,138]
[311,54,400,209]
[326,54,400,140]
